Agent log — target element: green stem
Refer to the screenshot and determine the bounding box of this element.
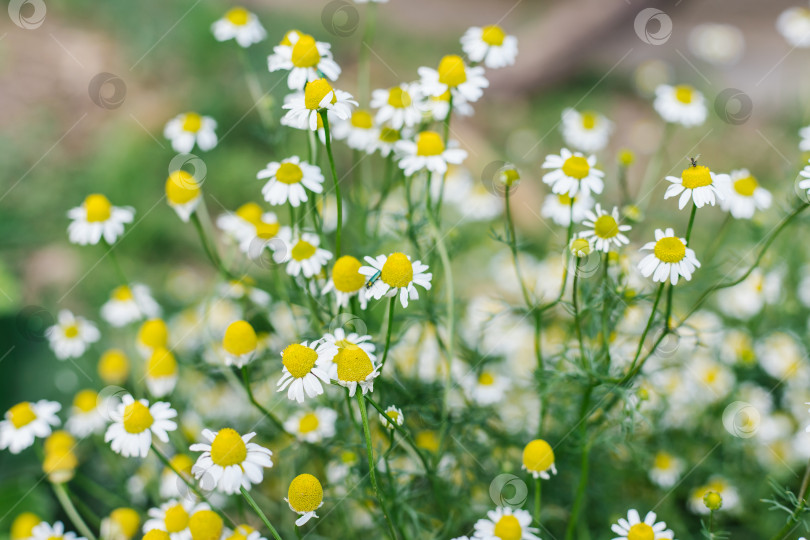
[572,259,586,365]
[628,283,665,372]
[238,48,274,134]
[240,366,287,433]
[564,386,593,540]
[769,457,810,540]
[379,296,397,370]
[52,483,97,540]
[504,186,533,309]
[435,95,453,217]
[240,487,284,540]
[685,202,698,245]
[190,212,230,279]
[664,283,674,332]
[600,252,611,363]
[319,110,342,257]
[104,241,128,285]
[534,477,542,526]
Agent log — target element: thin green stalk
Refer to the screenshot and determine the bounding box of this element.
[685,202,698,244]
[435,94,453,216]
[628,283,665,373]
[53,483,97,540]
[238,48,274,133]
[708,510,715,539]
[190,212,230,279]
[319,110,343,257]
[379,296,397,370]
[564,386,594,540]
[664,283,674,332]
[241,366,287,433]
[104,240,128,285]
[240,487,284,540]
[534,477,542,526]
[504,186,534,309]
[572,259,586,364]
[769,457,810,540]
[600,252,611,363]
[365,397,434,476]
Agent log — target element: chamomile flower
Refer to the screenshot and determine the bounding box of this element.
[578,204,631,252]
[104,394,177,458]
[716,169,772,219]
[649,451,685,488]
[11,513,42,540]
[472,507,540,540]
[317,328,376,380]
[46,310,100,360]
[418,54,489,103]
[462,368,510,406]
[145,347,179,397]
[638,228,700,285]
[137,318,170,358]
[258,156,324,208]
[610,510,674,540]
[460,25,518,68]
[379,405,404,429]
[163,113,218,154]
[65,389,106,437]
[31,522,85,540]
[67,194,134,246]
[541,192,594,226]
[101,283,161,327]
[665,162,726,210]
[211,7,266,48]
[330,109,377,150]
[273,228,332,278]
[159,454,195,499]
[395,131,467,176]
[522,439,557,480]
[165,170,202,222]
[653,84,707,127]
[421,89,473,122]
[371,83,423,129]
[688,479,740,514]
[368,125,405,157]
[268,31,341,90]
[101,509,140,540]
[190,428,274,494]
[277,342,331,403]
[0,400,61,454]
[281,78,356,131]
[143,500,207,540]
[322,255,369,309]
[187,510,223,540]
[542,148,604,197]
[360,252,432,308]
[285,474,323,526]
[234,214,281,259]
[777,7,810,47]
[221,320,258,368]
[561,108,613,153]
[283,408,337,443]
[332,341,381,397]
[98,349,130,385]
[222,525,265,540]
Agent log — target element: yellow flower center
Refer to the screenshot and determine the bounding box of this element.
[112,285,133,301]
[304,78,336,110]
[415,430,439,452]
[387,87,412,108]
[282,343,318,378]
[593,215,619,239]
[493,515,522,540]
[147,347,178,378]
[169,454,194,475]
[64,324,80,338]
[481,25,506,46]
[291,35,321,68]
[8,402,36,429]
[139,319,169,349]
[331,255,365,292]
[335,345,374,382]
[627,523,654,540]
[386,410,401,423]
[437,55,467,87]
[255,222,280,239]
[580,111,597,130]
[224,7,249,26]
[522,439,554,472]
[275,162,304,185]
[74,389,98,413]
[43,447,78,481]
[415,131,445,157]
[433,89,452,102]
[350,110,373,129]
[123,401,154,434]
[291,239,317,261]
[298,412,319,434]
[44,431,75,454]
[561,156,591,180]
[619,149,635,166]
[681,165,713,189]
[674,85,694,104]
[210,428,247,467]
[654,237,686,263]
[280,30,303,47]
[109,508,140,540]
[379,126,400,143]
[11,513,41,540]
[223,320,258,356]
[225,525,255,540]
[188,510,223,540]
[164,504,189,533]
[99,349,130,383]
[653,451,672,470]
[571,238,591,256]
[287,474,323,513]
[557,194,573,205]
[380,252,414,288]
[165,171,200,205]
[478,372,495,386]
[236,202,264,224]
[733,175,758,196]
[182,112,202,133]
[84,194,112,222]
[144,531,171,540]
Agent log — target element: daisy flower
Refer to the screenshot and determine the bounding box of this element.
[461,24,518,69]
[222,525,266,540]
[649,451,685,488]
[360,252,432,308]
[282,78,357,131]
[395,131,467,176]
[371,83,423,129]
[143,499,208,540]
[664,162,726,209]
[561,108,613,153]
[285,474,323,526]
[283,408,338,443]
[187,510,223,540]
[368,124,405,157]
[688,478,740,514]
[42,431,78,483]
[217,202,265,243]
[578,204,632,252]
[104,394,177,458]
[101,283,161,327]
[653,84,707,127]
[638,228,701,285]
[221,320,258,368]
[322,255,369,309]
[65,389,106,437]
[67,194,134,246]
[418,54,489,103]
[570,237,593,258]
[11,513,42,540]
[522,438,557,480]
[211,7,266,48]
[716,169,772,219]
[542,148,604,197]
[0,400,61,454]
[273,227,332,278]
[165,170,202,222]
[98,349,130,385]
[472,507,540,540]
[163,113,218,154]
[145,347,179,397]
[421,89,474,122]
[258,156,324,208]
[159,453,195,499]
[100,508,140,540]
[190,428,273,494]
[277,342,331,403]
[268,31,341,90]
[46,310,100,360]
[541,192,594,226]
[31,522,85,540]
[777,7,810,47]
[462,369,510,406]
[610,510,674,540]
[237,216,281,259]
[330,109,377,151]
[317,328,376,379]
[331,341,381,397]
[137,318,169,358]
[379,405,404,429]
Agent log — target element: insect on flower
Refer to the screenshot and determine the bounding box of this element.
[365,270,382,289]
